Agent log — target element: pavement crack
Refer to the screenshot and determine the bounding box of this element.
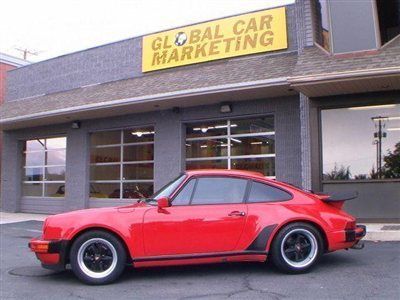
[67,291,94,300]
[179,290,244,300]
[236,274,287,299]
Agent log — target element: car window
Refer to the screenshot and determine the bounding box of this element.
[172,179,196,206]
[151,174,186,200]
[191,177,248,205]
[248,181,292,203]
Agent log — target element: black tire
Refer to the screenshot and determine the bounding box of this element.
[270,222,323,274]
[69,230,127,285]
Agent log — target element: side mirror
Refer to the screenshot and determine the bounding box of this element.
[157,197,170,209]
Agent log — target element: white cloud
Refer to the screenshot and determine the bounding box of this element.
[0,0,294,62]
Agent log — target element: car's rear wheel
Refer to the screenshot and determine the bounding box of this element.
[70,230,127,285]
[270,222,323,273]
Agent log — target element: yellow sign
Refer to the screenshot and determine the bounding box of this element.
[142,7,288,72]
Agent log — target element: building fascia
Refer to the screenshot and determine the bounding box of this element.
[288,66,400,85]
[0,53,30,67]
[0,77,288,125]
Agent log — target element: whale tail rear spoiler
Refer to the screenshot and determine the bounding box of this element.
[315,191,358,209]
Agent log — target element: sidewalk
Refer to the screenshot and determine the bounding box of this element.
[0,211,48,224]
[1,212,399,241]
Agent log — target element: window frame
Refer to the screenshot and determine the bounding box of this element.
[319,102,400,183]
[89,126,155,200]
[170,177,197,206]
[22,136,67,198]
[171,175,251,206]
[245,180,293,204]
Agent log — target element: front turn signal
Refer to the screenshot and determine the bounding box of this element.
[29,240,50,253]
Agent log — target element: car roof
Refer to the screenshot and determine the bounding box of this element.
[185,169,265,178]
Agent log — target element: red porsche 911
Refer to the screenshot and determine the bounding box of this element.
[29,170,366,285]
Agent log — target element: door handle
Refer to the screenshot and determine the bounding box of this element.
[228,211,246,217]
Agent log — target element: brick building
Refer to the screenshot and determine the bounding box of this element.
[0,53,29,198]
[0,0,399,221]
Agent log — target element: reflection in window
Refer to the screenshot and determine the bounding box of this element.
[172,179,196,206]
[89,127,154,199]
[186,117,275,177]
[22,137,67,197]
[315,0,331,51]
[377,0,400,45]
[322,104,400,180]
[248,181,292,203]
[191,177,248,205]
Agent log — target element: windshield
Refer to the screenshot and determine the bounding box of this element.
[151,174,187,200]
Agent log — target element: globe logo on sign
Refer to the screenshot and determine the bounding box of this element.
[175,32,187,46]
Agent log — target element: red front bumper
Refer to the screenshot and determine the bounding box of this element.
[29,237,67,270]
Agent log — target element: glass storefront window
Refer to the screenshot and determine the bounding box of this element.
[231,157,275,175]
[322,104,400,180]
[124,128,155,143]
[90,130,121,146]
[230,117,274,135]
[123,144,154,162]
[186,117,275,177]
[90,146,121,163]
[186,159,228,170]
[123,163,154,180]
[230,136,275,156]
[186,138,228,159]
[90,127,155,199]
[22,137,67,197]
[186,121,228,138]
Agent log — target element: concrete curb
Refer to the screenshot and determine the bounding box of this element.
[363,224,400,242]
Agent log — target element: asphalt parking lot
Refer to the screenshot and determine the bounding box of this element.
[1,221,399,300]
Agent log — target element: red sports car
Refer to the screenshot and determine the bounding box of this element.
[29,170,366,285]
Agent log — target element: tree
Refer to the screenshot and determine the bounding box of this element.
[369,166,379,179]
[382,142,400,179]
[325,164,351,180]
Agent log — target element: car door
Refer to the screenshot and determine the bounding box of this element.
[142,176,249,256]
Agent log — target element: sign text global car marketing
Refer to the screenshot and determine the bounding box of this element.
[142,7,287,72]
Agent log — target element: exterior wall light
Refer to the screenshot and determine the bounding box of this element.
[220,103,232,113]
[71,121,81,129]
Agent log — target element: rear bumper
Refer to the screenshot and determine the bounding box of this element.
[345,225,367,242]
[29,237,68,270]
[328,224,367,252]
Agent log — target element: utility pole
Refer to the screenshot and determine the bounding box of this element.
[372,116,387,178]
[14,48,38,60]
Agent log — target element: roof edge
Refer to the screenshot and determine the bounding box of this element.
[288,67,400,84]
[0,77,288,125]
[0,53,31,67]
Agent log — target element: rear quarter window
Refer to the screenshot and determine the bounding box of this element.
[248,181,292,203]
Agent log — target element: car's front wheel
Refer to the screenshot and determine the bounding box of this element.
[69,230,127,285]
[270,222,323,273]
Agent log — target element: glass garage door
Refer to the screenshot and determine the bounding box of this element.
[185,117,275,177]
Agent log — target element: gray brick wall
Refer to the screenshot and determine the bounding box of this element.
[5,38,142,101]
[1,96,301,213]
[295,0,315,49]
